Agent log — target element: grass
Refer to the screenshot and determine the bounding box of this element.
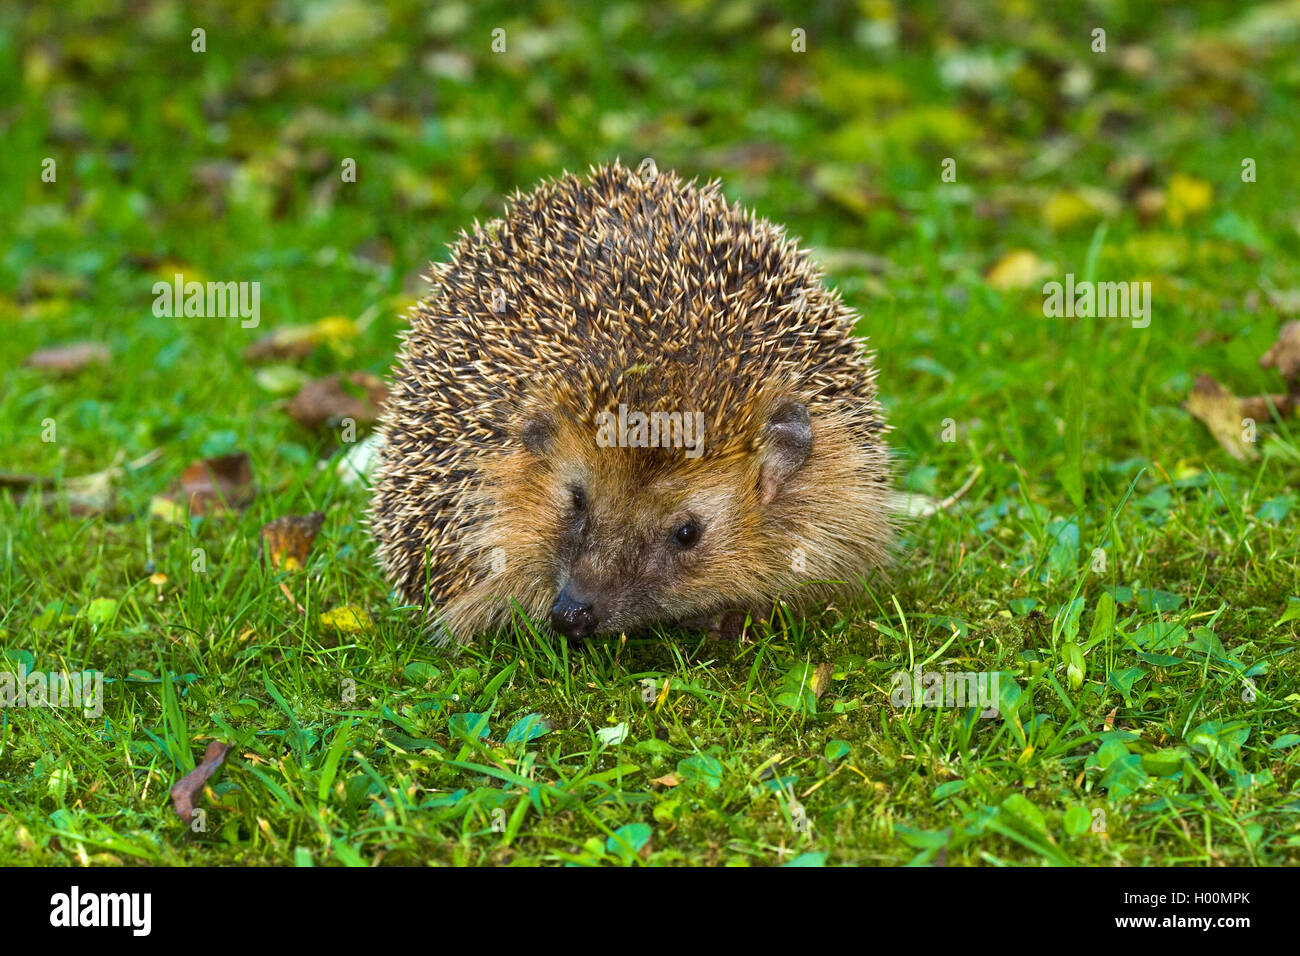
[1,0,1298,866]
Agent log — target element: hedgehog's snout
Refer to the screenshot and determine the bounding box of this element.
[550,585,597,642]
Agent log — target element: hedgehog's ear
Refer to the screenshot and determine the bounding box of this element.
[758,401,811,504]
[521,413,555,456]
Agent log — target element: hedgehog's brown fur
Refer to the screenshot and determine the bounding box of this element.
[370,161,892,643]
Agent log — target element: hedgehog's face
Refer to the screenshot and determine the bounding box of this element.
[545,467,734,639]
[517,399,812,640]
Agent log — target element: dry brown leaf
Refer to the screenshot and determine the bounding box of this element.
[811,661,835,699]
[287,372,388,430]
[650,773,680,787]
[176,452,255,513]
[1260,321,1300,388]
[1133,188,1166,224]
[25,341,110,373]
[0,472,51,489]
[351,238,394,270]
[1237,394,1293,420]
[1106,153,1156,197]
[154,452,256,518]
[244,327,319,363]
[243,316,358,363]
[1184,376,1257,461]
[261,511,325,571]
[4,448,162,516]
[169,740,233,824]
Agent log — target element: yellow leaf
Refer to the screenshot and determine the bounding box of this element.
[18,300,73,322]
[1166,173,1212,226]
[149,496,186,525]
[986,249,1052,291]
[320,605,373,634]
[1119,234,1191,271]
[312,315,360,344]
[655,678,671,710]
[152,260,211,286]
[243,316,359,363]
[1042,187,1119,231]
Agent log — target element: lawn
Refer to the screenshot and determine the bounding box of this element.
[1,0,1298,866]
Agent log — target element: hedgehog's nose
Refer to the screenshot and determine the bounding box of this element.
[550,588,597,641]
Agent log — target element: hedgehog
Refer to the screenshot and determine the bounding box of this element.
[370,160,892,644]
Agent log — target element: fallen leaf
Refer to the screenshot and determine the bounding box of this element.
[595,723,629,747]
[985,249,1053,291]
[151,260,210,286]
[287,372,388,430]
[351,238,394,271]
[1133,188,1166,223]
[261,511,325,571]
[1260,321,1300,388]
[18,269,89,302]
[1184,375,1257,461]
[336,433,383,487]
[1118,45,1156,77]
[24,341,110,373]
[422,50,473,81]
[169,741,233,824]
[5,448,162,516]
[1106,154,1156,195]
[811,661,835,699]
[1041,188,1119,232]
[149,497,186,523]
[1237,394,1293,419]
[0,472,48,489]
[1118,233,1191,271]
[243,316,359,363]
[809,247,895,276]
[254,365,312,395]
[320,605,373,634]
[1166,173,1213,226]
[154,452,256,519]
[650,773,680,787]
[810,164,882,219]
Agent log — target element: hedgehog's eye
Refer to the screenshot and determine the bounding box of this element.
[672,521,700,549]
[571,487,587,513]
